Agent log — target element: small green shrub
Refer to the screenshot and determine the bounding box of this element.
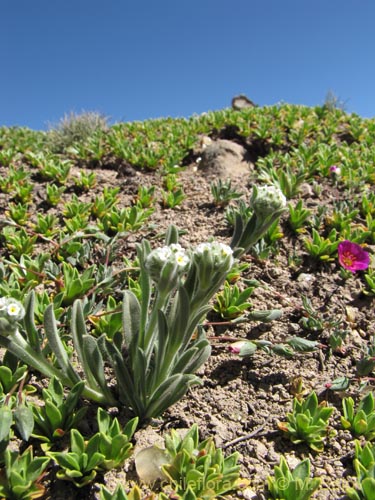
[46,111,108,152]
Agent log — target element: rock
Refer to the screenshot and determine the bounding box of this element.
[232,94,257,110]
[254,441,268,459]
[197,139,252,180]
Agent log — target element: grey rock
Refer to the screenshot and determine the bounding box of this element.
[198,139,252,180]
[232,94,257,110]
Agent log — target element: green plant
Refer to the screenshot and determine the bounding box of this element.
[288,199,311,233]
[361,191,375,217]
[278,391,335,452]
[135,185,156,208]
[98,205,154,235]
[56,262,96,306]
[46,111,108,152]
[6,203,29,226]
[2,227,37,258]
[62,194,92,219]
[229,334,318,359]
[298,296,325,333]
[33,213,60,237]
[210,178,242,207]
[230,185,287,257]
[73,170,97,191]
[95,407,138,470]
[250,219,284,259]
[326,201,359,232]
[47,410,137,487]
[0,166,30,195]
[341,392,375,440]
[347,440,375,500]
[267,456,321,500]
[213,281,255,319]
[303,228,339,261]
[298,295,348,351]
[100,485,142,500]
[224,261,251,283]
[37,156,71,184]
[89,296,122,340]
[31,377,87,447]
[0,368,35,447]
[163,173,181,192]
[225,199,252,228]
[91,187,120,218]
[160,424,244,499]
[0,447,50,499]
[258,162,306,199]
[0,210,291,419]
[12,183,34,204]
[161,187,185,208]
[47,428,105,487]
[161,173,186,208]
[45,183,65,206]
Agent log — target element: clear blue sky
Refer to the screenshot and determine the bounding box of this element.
[1,0,374,130]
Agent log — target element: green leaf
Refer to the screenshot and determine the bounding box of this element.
[45,399,63,426]
[329,376,351,391]
[360,392,374,415]
[0,406,13,441]
[71,429,85,455]
[27,455,50,480]
[292,458,310,480]
[44,303,80,385]
[304,392,318,414]
[64,380,85,416]
[82,334,110,396]
[49,452,81,471]
[362,478,375,499]
[287,336,319,352]
[122,290,141,350]
[123,417,139,440]
[23,291,41,352]
[145,374,199,418]
[0,366,13,391]
[14,405,34,441]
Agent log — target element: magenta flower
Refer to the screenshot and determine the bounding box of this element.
[329,165,341,175]
[338,240,370,273]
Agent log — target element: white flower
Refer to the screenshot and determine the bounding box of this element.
[154,246,172,262]
[193,241,234,273]
[7,302,22,317]
[215,242,233,258]
[175,251,190,268]
[194,243,211,255]
[169,243,183,253]
[145,244,190,284]
[0,297,25,323]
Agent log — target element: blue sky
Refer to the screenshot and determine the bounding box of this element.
[1,0,374,130]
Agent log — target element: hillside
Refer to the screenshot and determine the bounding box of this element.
[0,104,375,499]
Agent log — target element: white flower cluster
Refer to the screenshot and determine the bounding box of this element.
[145,243,190,284]
[194,241,234,270]
[250,185,287,218]
[147,243,189,269]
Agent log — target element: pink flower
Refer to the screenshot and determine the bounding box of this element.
[338,240,370,273]
[329,165,341,175]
